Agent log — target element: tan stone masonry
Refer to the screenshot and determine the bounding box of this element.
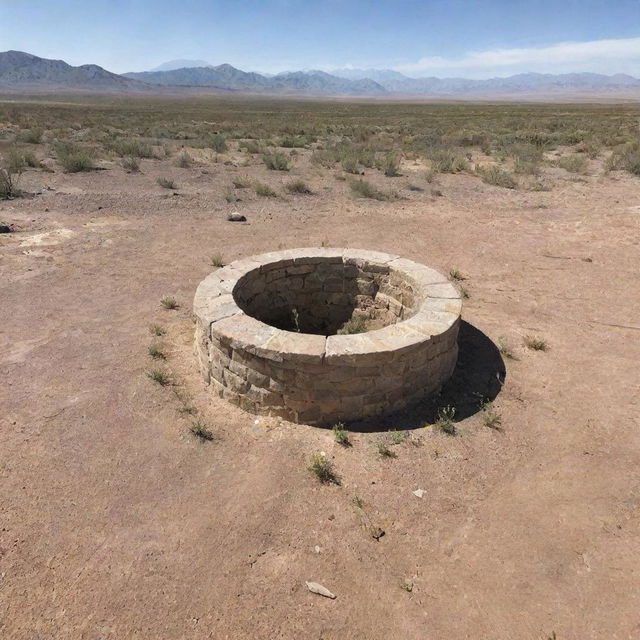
[194,248,461,425]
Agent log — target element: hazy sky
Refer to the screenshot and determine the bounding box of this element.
[2,0,640,77]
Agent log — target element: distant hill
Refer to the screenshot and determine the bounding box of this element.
[2,51,640,98]
[0,50,145,91]
[332,68,640,95]
[124,65,388,96]
[150,59,212,72]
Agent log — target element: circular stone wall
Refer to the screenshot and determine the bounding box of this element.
[193,248,461,425]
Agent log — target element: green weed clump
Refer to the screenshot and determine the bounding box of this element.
[54,141,95,173]
[477,165,518,189]
[262,152,291,171]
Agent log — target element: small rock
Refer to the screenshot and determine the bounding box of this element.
[227,211,246,222]
[413,489,425,498]
[305,581,336,599]
[314,545,321,554]
[0,224,11,234]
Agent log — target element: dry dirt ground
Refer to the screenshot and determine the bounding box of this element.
[1,137,640,640]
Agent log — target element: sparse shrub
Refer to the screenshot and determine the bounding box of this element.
[232,174,251,188]
[436,405,456,435]
[109,138,154,158]
[337,316,367,335]
[122,156,140,172]
[224,186,240,203]
[285,179,313,194]
[341,155,364,174]
[427,148,467,173]
[279,135,308,148]
[477,165,518,189]
[389,430,409,445]
[147,369,170,386]
[449,268,465,281]
[190,421,215,441]
[254,181,278,197]
[424,167,437,183]
[175,151,193,168]
[242,140,264,154]
[349,178,393,201]
[308,454,340,484]
[147,344,166,360]
[524,335,548,351]
[606,142,640,175]
[54,141,95,173]
[482,403,503,431]
[333,422,351,446]
[459,286,470,299]
[157,177,176,189]
[379,153,401,177]
[209,134,228,153]
[262,152,291,171]
[514,157,541,175]
[160,295,178,309]
[210,253,225,267]
[400,581,414,592]
[17,128,43,144]
[497,336,515,359]
[377,441,397,458]
[558,154,588,174]
[149,324,166,336]
[0,166,19,199]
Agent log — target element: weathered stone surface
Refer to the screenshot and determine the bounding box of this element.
[194,248,461,426]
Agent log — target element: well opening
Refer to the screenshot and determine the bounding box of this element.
[233,258,418,336]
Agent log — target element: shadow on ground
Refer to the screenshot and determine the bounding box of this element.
[348,321,507,433]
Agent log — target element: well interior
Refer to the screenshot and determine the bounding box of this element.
[233,257,418,335]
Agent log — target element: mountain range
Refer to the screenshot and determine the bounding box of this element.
[2,51,640,98]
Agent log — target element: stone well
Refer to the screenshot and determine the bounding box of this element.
[193,248,461,425]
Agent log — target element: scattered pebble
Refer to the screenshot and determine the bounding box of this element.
[314,545,321,554]
[305,581,336,599]
[227,211,246,222]
[413,489,425,498]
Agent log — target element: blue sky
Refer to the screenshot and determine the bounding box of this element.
[2,0,640,77]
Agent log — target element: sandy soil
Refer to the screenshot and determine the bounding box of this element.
[1,148,639,640]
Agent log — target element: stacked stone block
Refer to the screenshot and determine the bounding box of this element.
[194,248,461,425]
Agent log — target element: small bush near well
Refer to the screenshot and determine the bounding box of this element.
[482,403,503,431]
[436,405,456,435]
[147,369,170,386]
[149,324,166,336]
[262,152,291,171]
[524,335,548,351]
[377,441,397,458]
[209,134,228,153]
[477,165,518,189]
[497,336,515,359]
[449,268,465,281]
[285,179,313,194]
[122,156,140,172]
[254,181,278,197]
[389,430,409,445]
[558,154,588,174]
[160,295,178,309]
[157,177,176,189]
[308,454,340,484]
[210,253,225,267]
[337,316,367,335]
[333,422,351,447]
[147,344,166,360]
[190,421,215,441]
